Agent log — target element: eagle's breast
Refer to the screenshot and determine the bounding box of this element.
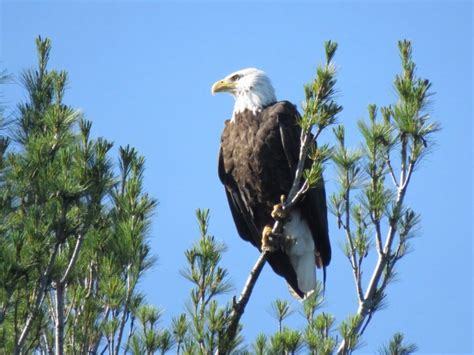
[221,107,292,219]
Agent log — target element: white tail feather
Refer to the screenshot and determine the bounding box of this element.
[283,210,316,297]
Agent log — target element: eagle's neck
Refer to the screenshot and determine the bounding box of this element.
[232,88,276,121]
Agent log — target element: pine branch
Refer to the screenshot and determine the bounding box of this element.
[341,179,365,304]
[115,265,134,355]
[60,233,84,285]
[16,242,60,354]
[372,216,384,257]
[385,154,399,188]
[223,251,267,352]
[336,40,437,354]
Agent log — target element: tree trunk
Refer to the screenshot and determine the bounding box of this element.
[54,282,64,355]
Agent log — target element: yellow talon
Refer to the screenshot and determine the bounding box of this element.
[261,225,276,252]
[271,195,287,220]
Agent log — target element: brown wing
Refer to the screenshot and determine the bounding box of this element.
[218,146,260,247]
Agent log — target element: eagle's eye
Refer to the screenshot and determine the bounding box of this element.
[230,74,241,82]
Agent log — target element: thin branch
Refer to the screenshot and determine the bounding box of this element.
[223,250,268,349]
[337,160,415,354]
[288,180,310,207]
[124,314,136,354]
[60,233,84,285]
[359,311,373,337]
[287,127,323,203]
[343,186,364,304]
[42,331,52,355]
[64,285,77,324]
[385,154,399,188]
[401,160,415,190]
[91,306,110,355]
[47,290,57,325]
[16,242,60,354]
[115,265,134,355]
[371,214,384,257]
[399,138,408,185]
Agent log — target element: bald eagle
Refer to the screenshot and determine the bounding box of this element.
[212,68,330,299]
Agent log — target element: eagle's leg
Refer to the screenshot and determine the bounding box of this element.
[271,194,287,221]
[262,225,279,252]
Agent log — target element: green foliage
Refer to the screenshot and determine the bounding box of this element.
[327,39,436,353]
[269,298,294,332]
[126,305,174,355]
[297,41,342,199]
[178,209,239,354]
[182,210,232,301]
[171,313,189,354]
[301,41,342,132]
[0,36,156,354]
[378,332,418,355]
[338,315,362,353]
[253,333,268,355]
[305,143,333,189]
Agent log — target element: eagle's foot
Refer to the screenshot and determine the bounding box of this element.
[262,225,278,252]
[271,195,287,221]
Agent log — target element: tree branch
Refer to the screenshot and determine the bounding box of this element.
[60,233,84,285]
[343,186,364,305]
[16,242,60,354]
[337,162,415,354]
[223,250,268,349]
[385,154,399,188]
[372,214,384,257]
[114,264,134,355]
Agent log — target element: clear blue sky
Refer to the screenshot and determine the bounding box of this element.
[2,1,472,353]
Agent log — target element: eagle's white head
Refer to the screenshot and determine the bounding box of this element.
[212,68,277,120]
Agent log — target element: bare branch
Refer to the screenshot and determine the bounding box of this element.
[16,242,60,354]
[401,160,415,190]
[385,154,399,188]
[47,290,57,325]
[64,285,78,324]
[60,233,84,285]
[371,214,384,257]
[224,250,268,347]
[343,186,364,304]
[115,264,134,355]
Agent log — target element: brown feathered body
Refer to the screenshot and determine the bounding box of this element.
[218,101,331,298]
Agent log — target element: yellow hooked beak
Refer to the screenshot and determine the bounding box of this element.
[211,79,236,95]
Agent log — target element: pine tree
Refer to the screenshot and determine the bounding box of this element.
[0,37,157,355]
